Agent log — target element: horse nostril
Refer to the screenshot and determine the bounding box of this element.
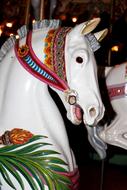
[89,107,96,118]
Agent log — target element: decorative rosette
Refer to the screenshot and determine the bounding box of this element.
[18,44,29,57]
[64,89,78,105]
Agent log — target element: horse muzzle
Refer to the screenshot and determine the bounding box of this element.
[83,104,105,126]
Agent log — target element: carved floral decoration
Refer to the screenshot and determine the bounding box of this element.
[0,131,71,190]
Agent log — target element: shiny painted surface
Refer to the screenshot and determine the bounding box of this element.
[0,19,105,189]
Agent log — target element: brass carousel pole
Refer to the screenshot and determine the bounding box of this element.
[100,3,116,190]
[25,0,31,25]
[39,0,45,20]
[108,0,115,66]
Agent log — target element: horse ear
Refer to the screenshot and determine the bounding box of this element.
[94,29,108,42]
[81,18,100,35]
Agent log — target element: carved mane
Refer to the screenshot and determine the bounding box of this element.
[0,20,60,61]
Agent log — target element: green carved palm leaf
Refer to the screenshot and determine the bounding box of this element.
[0,135,71,190]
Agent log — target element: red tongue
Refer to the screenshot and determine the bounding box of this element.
[75,106,82,120]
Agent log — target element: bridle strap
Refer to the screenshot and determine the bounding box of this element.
[108,64,127,100]
[108,83,126,100]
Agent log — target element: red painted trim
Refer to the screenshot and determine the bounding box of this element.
[108,83,126,100]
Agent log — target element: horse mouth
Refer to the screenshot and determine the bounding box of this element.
[72,104,83,124]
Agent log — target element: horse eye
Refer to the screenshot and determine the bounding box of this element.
[76,56,83,64]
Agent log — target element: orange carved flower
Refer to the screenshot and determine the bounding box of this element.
[0,128,33,145]
[10,128,33,144]
[18,44,29,57]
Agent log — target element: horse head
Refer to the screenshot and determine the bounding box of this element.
[63,18,107,126]
[53,18,108,159]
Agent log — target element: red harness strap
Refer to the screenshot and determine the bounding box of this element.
[108,83,126,100]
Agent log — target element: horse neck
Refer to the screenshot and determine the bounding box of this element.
[0,49,51,116]
[0,24,68,127]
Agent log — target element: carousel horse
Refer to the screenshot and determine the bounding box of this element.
[0,18,107,190]
[98,62,127,151]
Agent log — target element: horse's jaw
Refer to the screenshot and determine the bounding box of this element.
[63,90,105,126]
[67,103,107,159]
[62,86,105,126]
[54,88,107,159]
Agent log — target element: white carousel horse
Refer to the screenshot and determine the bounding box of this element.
[0,18,107,190]
[98,62,127,151]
